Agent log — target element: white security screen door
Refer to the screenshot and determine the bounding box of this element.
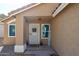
[29,24,40,44]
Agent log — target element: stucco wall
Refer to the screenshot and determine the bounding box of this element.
[3,17,15,45]
[15,14,24,45]
[52,3,79,56]
[19,3,58,16]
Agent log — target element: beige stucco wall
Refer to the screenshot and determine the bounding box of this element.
[3,17,15,45]
[52,3,79,56]
[19,3,59,16]
[15,14,24,45]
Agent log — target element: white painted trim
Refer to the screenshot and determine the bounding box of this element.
[7,19,16,24]
[41,24,50,39]
[52,3,69,17]
[8,24,16,37]
[1,3,41,22]
[0,46,4,52]
[14,44,26,53]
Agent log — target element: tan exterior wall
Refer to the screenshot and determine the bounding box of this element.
[3,17,15,45]
[19,3,58,16]
[15,14,24,45]
[51,3,79,56]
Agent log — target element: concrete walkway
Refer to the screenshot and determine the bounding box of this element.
[0,45,58,56]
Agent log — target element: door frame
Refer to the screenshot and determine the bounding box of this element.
[29,23,40,44]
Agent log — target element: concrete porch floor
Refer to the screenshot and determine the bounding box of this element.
[0,45,59,56]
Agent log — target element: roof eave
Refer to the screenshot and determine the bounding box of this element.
[1,3,41,22]
[52,3,69,17]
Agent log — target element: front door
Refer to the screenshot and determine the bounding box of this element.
[29,24,40,45]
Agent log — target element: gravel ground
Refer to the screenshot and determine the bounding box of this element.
[0,45,58,56]
[0,38,59,56]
